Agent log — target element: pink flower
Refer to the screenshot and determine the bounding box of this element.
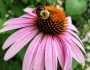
[0,6,86,70]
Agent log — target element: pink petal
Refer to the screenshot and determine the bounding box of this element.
[45,36,53,70]
[52,37,58,70]
[67,16,78,32]
[54,37,64,69]
[64,45,72,70]
[3,18,34,26]
[24,8,36,16]
[61,34,85,63]
[34,36,47,70]
[2,27,34,50]
[20,14,34,18]
[4,30,37,61]
[59,36,72,70]
[70,43,85,64]
[71,48,85,64]
[0,24,31,32]
[23,33,42,70]
[66,30,86,54]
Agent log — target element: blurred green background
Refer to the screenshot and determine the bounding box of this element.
[0,0,90,70]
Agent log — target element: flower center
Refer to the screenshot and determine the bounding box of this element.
[35,6,68,35]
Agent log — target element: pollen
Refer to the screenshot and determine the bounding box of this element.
[35,6,68,35]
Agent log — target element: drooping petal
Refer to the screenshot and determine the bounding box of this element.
[2,27,35,50]
[59,35,72,70]
[52,37,58,70]
[45,35,53,70]
[4,30,37,61]
[0,23,31,32]
[34,36,47,70]
[23,33,42,70]
[3,18,34,26]
[54,37,64,69]
[67,17,78,32]
[39,63,45,70]
[63,44,72,70]
[61,33,85,64]
[24,8,36,16]
[66,30,86,54]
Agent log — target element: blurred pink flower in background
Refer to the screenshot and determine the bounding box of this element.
[0,6,86,70]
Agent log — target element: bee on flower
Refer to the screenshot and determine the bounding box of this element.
[0,6,86,70]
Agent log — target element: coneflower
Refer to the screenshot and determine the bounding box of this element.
[0,6,86,70]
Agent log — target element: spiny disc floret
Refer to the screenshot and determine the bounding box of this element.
[35,6,67,35]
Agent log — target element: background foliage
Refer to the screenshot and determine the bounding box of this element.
[0,0,90,70]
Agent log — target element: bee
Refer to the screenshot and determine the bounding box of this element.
[34,5,50,20]
[35,6,44,17]
[35,6,50,19]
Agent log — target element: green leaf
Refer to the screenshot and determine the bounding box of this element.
[10,0,14,3]
[28,5,35,8]
[46,0,56,4]
[0,19,5,29]
[17,48,26,61]
[5,0,11,5]
[11,3,25,16]
[72,59,79,69]
[22,0,28,4]
[36,0,41,2]
[29,0,35,5]
[0,1,8,16]
[40,0,44,6]
[65,0,87,16]
[7,60,22,70]
[17,45,28,61]
[71,15,80,21]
